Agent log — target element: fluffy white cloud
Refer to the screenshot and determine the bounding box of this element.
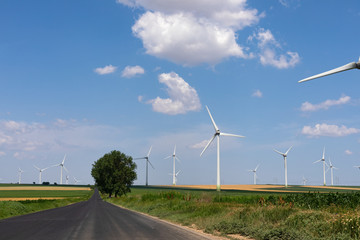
[147,72,201,115]
[345,149,353,155]
[118,0,262,66]
[252,89,263,98]
[249,28,300,69]
[121,65,145,78]
[301,96,350,112]
[94,65,117,75]
[302,123,360,137]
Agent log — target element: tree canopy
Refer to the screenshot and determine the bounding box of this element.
[91,150,137,197]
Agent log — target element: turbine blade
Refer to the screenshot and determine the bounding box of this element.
[299,62,358,83]
[273,149,285,155]
[285,146,293,155]
[63,166,69,173]
[33,165,40,170]
[173,145,176,155]
[164,156,171,160]
[176,170,181,175]
[220,132,245,138]
[133,157,146,160]
[147,146,153,157]
[200,135,216,156]
[148,160,155,169]
[322,147,325,159]
[205,106,219,132]
[255,164,260,171]
[175,156,181,163]
[62,154,66,165]
[313,159,322,164]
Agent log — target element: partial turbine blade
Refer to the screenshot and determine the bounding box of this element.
[33,165,40,171]
[299,62,358,83]
[285,146,293,155]
[205,106,219,132]
[62,154,66,165]
[273,149,285,156]
[133,157,146,160]
[173,145,176,155]
[255,164,260,171]
[200,135,216,157]
[220,132,245,138]
[147,146,153,157]
[313,159,322,164]
[148,160,155,169]
[164,156,172,160]
[63,166,69,173]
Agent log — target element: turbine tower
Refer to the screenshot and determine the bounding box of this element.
[134,146,154,186]
[248,164,260,185]
[273,146,292,187]
[55,154,68,184]
[200,106,245,192]
[33,165,52,184]
[299,57,360,83]
[328,158,338,186]
[164,145,180,185]
[313,147,327,186]
[18,168,24,184]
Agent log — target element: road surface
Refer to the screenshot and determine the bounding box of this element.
[0,189,213,240]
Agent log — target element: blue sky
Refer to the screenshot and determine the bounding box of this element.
[1,0,360,186]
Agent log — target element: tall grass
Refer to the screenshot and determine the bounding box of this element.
[107,189,360,240]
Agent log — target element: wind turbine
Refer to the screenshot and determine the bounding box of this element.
[200,106,245,192]
[165,145,180,185]
[313,147,327,186]
[73,177,81,184]
[18,168,24,184]
[33,165,52,184]
[248,164,260,185]
[273,146,292,187]
[169,170,181,185]
[134,146,154,186]
[328,158,338,186]
[55,154,68,184]
[302,176,308,186]
[65,175,69,184]
[299,57,360,83]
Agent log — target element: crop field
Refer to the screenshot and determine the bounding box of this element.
[0,184,93,220]
[107,185,360,240]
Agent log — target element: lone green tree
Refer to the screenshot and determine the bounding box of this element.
[91,150,137,197]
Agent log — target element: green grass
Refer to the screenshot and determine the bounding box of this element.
[0,190,91,198]
[106,186,360,240]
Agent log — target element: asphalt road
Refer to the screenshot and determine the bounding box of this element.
[0,189,213,240]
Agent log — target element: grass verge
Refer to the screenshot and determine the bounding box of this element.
[106,187,360,240]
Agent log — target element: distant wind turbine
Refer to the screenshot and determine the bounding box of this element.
[169,170,181,185]
[54,154,68,184]
[313,147,327,186]
[33,165,52,184]
[248,164,260,185]
[134,146,154,186]
[299,57,360,83]
[200,106,245,192]
[328,158,338,186]
[18,168,24,184]
[164,145,180,185]
[73,177,81,184]
[273,146,292,187]
[66,175,69,185]
[302,176,308,186]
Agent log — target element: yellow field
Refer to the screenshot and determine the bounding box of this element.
[0,186,91,191]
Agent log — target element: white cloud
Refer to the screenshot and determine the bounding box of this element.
[138,95,144,102]
[302,123,360,137]
[118,0,262,66]
[249,28,300,69]
[252,89,263,98]
[345,149,353,155]
[147,72,201,115]
[121,65,145,78]
[301,96,351,112]
[94,65,117,75]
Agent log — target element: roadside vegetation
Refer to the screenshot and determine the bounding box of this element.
[107,187,360,240]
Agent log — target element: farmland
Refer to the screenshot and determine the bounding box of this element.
[0,184,93,220]
[107,185,360,240]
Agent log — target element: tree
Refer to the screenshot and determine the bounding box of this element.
[91,150,137,197]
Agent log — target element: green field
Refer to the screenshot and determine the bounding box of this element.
[107,185,360,240]
[0,184,93,220]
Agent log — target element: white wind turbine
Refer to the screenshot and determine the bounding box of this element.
[273,146,292,187]
[164,145,180,185]
[248,164,260,185]
[200,106,245,192]
[302,176,308,186]
[299,57,360,83]
[328,158,338,186]
[313,147,327,186]
[18,168,24,184]
[33,165,52,184]
[54,154,68,185]
[169,170,181,185]
[66,175,69,184]
[134,146,154,186]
